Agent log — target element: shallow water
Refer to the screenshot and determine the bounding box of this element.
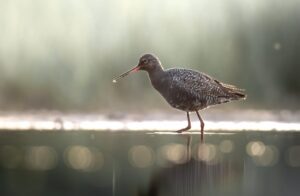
[0,130,299,196]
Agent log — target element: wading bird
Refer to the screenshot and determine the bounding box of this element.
[113,54,246,141]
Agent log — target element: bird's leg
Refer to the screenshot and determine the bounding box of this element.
[177,112,191,133]
[196,111,205,142]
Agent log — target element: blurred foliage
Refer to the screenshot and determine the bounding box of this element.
[0,0,299,111]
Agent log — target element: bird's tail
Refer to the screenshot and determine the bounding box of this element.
[231,91,246,100]
[219,82,247,100]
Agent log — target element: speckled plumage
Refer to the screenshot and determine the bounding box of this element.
[113,53,246,140]
[149,68,245,112]
[141,54,246,112]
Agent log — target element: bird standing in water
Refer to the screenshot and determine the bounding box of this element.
[113,54,246,141]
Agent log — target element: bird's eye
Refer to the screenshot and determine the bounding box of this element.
[142,59,148,64]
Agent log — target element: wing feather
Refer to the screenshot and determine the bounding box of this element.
[166,69,245,107]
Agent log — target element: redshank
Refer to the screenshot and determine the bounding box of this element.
[113,54,246,140]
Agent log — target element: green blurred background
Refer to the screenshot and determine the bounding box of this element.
[0,0,299,112]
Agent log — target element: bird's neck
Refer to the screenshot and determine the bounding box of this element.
[147,65,164,78]
[147,65,165,89]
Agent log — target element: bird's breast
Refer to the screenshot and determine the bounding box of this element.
[149,76,206,111]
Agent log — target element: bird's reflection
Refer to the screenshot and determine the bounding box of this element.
[140,135,242,196]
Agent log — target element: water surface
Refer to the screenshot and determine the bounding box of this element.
[0,130,299,196]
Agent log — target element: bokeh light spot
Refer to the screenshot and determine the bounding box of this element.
[196,143,217,163]
[159,143,187,165]
[65,145,94,170]
[252,145,279,166]
[128,145,154,168]
[246,141,266,156]
[219,140,234,153]
[273,42,281,50]
[25,146,58,170]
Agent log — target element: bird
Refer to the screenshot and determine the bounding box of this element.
[113,54,246,141]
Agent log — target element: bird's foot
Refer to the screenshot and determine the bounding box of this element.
[176,127,191,133]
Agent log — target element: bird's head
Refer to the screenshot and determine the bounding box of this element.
[137,54,161,72]
[112,53,162,83]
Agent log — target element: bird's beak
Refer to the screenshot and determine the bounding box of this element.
[112,65,140,83]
